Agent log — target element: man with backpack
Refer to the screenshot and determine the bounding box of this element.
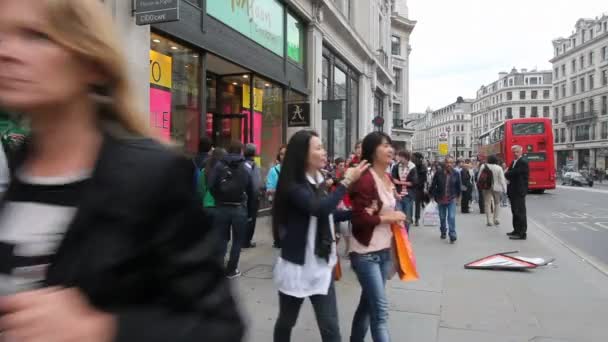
[208,141,254,279]
[477,155,507,227]
[243,143,262,249]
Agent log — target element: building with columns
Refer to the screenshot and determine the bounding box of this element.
[389,0,416,151]
[412,99,473,161]
[551,14,608,171]
[471,68,553,157]
[105,0,415,174]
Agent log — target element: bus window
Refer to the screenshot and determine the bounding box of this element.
[512,122,545,135]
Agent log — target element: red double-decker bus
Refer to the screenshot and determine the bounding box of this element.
[478,118,556,193]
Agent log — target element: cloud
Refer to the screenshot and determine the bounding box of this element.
[408,0,608,112]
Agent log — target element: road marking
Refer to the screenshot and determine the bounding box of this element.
[556,185,608,194]
[595,222,608,231]
[529,217,608,277]
[551,212,608,220]
[575,222,599,232]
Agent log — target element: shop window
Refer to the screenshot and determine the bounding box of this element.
[349,77,359,153]
[333,67,347,158]
[150,33,201,153]
[321,57,330,149]
[253,77,284,171]
[287,13,304,65]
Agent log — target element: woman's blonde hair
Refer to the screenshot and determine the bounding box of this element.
[44,0,149,136]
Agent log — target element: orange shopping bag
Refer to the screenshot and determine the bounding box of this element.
[391,223,419,282]
[334,257,342,281]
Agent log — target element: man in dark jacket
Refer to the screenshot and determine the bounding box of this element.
[429,157,461,243]
[505,145,529,240]
[460,161,473,213]
[194,136,213,170]
[208,141,254,278]
[243,143,262,249]
[413,153,427,226]
[392,151,418,228]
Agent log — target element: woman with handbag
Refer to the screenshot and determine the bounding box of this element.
[349,132,406,342]
[0,1,243,341]
[272,130,368,342]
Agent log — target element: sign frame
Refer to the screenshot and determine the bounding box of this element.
[287,103,310,127]
[134,0,180,26]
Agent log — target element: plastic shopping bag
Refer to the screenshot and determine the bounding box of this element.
[422,201,440,226]
[391,223,419,282]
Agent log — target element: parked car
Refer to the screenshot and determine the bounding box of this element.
[562,171,594,187]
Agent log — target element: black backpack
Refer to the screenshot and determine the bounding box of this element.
[477,164,494,190]
[212,160,248,204]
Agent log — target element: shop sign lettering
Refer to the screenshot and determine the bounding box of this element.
[207,0,284,56]
[149,50,172,89]
[135,0,180,25]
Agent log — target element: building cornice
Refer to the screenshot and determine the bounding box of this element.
[550,31,608,63]
[391,15,416,33]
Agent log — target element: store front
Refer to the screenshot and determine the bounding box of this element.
[578,149,590,170]
[321,47,360,159]
[147,0,309,174]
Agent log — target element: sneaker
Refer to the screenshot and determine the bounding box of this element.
[487,222,493,227]
[414,221,420,227]
[494,220,500,225]
[450,237,457,244]
[506,231,517,236]
[440,233,447,240]
[226,269,242,279]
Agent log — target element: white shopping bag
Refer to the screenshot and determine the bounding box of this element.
[422,201,440,226]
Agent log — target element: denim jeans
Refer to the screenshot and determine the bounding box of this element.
[350,249,393,342]
[438,200,457,240]
[274,282,341,342]
[215,205,248,273]
[396,192,415,227]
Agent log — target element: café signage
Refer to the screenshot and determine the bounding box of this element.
[287,103,310,127]
[134,0,180,25]
[207,0,284,56]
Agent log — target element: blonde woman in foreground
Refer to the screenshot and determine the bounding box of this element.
[0,0,243,341]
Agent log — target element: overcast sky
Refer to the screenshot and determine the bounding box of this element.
[407,0,607,113]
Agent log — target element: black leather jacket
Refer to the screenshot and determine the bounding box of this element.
[1,133,244,342]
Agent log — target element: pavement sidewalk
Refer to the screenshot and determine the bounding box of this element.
[232,205,608,342]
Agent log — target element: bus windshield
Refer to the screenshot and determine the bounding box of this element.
[512,122,545,135]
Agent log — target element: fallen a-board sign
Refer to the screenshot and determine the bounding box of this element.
[465,251,555,270]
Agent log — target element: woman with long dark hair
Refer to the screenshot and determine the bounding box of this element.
[349,132,406,342]
[272,130,368,342]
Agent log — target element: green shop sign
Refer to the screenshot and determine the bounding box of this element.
[207,0,284,57]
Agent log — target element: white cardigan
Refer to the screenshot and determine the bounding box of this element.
[478,164,507,193]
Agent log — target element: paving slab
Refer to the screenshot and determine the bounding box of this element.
[236,207,608,341]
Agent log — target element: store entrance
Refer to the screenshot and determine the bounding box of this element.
[212,113,248,149]
[204,54,252,150]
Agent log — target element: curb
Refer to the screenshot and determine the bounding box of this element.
[529,216,608,277]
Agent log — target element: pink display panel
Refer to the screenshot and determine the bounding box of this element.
[149,88,172,141]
